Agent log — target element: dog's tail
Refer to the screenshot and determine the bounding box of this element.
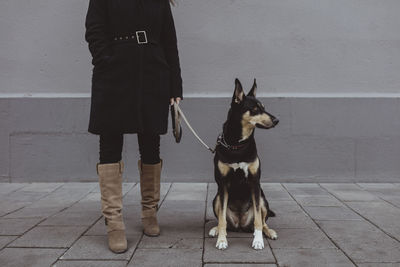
[268,209,276,217]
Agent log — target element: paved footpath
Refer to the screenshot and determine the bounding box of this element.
[0,182,399,267]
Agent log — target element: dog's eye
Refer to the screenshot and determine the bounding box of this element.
[253,106,258,111]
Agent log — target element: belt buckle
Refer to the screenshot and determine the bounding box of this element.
[136,30,148,44]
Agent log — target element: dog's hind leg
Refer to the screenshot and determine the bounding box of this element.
[251,188,265,250]
[260,197,278,240]
[215,186,229,250]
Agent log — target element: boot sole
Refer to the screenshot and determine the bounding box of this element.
[143,230,160,237]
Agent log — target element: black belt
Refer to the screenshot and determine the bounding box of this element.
[112,30,154,44]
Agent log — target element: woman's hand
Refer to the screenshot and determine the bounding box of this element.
[170,97,181,105]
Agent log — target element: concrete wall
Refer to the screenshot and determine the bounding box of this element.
[1,0,400,182]
[1,97,400,183]
[1,0,399,95]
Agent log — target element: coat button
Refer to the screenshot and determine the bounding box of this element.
[119,37,122,40]
[114,37,117,40]
[125,36,128,39]
[131,35,134,39]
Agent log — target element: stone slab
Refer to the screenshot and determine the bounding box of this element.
[9,226,87,248]
[273,248,355,267]
[61,235,140,260]
[269,228,336,249]
[53,261,127,267]
[0,247,66,267]
[302,206,363,221]
[138,236,203,249]
[128,248,203,267]
[0,236,18,250]
[317,220,400,263]
[320,183,380,201]
[0,218,42,235]
[203,237,275,263]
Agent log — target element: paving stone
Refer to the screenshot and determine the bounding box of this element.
[316,220,400,263]
[204,237,275,263]
[2,191,49,203]
[40,211,101,226]
[139,236,203,249]
[273,248,355,267]
[9,226,87,248]
[267,201,318,229]
[129,248,202,267]
[205,265,276,267]
[0,183,27,194]
[17,183,64,193]
[302,206,363,221]
[292,195,343,207]
[53,261,127,267]
[320,183,379,201]
[61,235,139,260]
[0,201,32,217]
[283,183,331,196]
[269,228,336,249]
[0,218,42,235]
[357,264,400,267]
[262,183,293,201]
[357,184,400,208]
[165,183,207,201]
[0,236,18,249]
[346,201,400,239]
[0,247,66,267]
[3,206,63,219]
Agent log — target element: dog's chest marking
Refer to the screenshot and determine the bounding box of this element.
[228,162,250,177]
[218,158,259,177]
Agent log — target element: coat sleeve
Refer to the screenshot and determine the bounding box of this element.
[161,0,183,100]
[84,0,111,66]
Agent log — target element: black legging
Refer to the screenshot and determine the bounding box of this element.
[99,133,160,164]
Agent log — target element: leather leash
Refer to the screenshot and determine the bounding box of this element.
[171,102,217,153]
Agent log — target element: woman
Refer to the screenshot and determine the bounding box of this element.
[84,0,183,253]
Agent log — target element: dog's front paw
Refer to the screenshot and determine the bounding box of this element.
[216,238,228,250]
[266,228,278,240]
[252,229,264,250]
[208,226,218,237]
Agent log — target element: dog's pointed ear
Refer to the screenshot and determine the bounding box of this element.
[232,78,244,104]
[247,78,257,97]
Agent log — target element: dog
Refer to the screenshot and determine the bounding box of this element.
[208,78,279,250]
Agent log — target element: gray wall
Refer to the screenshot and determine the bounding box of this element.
[1,0,399,95]
[1,0,400,182]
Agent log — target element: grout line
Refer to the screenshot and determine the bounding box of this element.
[126,182,173,266]
[319,183,400,243]
[353,183,400,209]
[281,183,358,267]
[0,183,66,218]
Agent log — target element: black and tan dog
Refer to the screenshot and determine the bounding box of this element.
[209,78,279,250]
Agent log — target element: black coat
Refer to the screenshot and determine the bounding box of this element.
[85,0,183,135]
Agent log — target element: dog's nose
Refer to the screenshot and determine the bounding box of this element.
[272,117,279,126]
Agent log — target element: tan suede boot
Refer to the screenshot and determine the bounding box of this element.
[138,159,162,237]
[96,160,127,253]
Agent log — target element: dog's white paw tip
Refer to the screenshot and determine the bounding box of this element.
[268,229,278,240]
[208,228,218,237]
[252,240,264,250]
[216,240,228,250]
